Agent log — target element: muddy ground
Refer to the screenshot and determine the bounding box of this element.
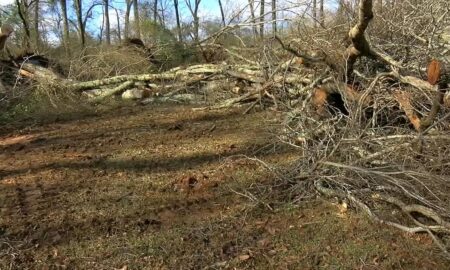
[0,104,448,269]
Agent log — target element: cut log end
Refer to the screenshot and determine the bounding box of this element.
[427,59,441,86]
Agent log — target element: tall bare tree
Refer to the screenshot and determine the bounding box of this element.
[59,0,70,53]
[247,0,258,39]
[185,0,201,42]
[218,0,226,27]
[173,0,182,42]
[271,0,276,34]
[74,0,85,47]
[33,0,39,49]
[313,0,317,27]
[133,0,141,38]
[153,0,158,22]
[114,7,121,42]
[104,0,111,44]
[15,0,31,50]
[124,0,132,39]
[260,0,265,39]
[320,0,324,26]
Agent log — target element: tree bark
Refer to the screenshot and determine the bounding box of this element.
[115,8,121,42]
[218,0,226,27]
[260,0,265,39]
[60,0,70,54]
[33,0,39,50]
[344,0,374,80]
[319,0,324,26]
[133,0,141,38]
[247,0,258,39]
[104,0,111,45]
[153,0,158,22]
[16,0,31,51]
[271,0,276,35]
[174,0,182,42]
[313,0,317,27]
[90,81,135,102]
[124,0,132,39]
[74,0,85,47]
[185,0,201,42]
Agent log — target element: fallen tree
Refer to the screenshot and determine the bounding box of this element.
[1,0,450,260]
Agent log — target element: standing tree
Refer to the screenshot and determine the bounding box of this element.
[153,0,158,22]
[104,0,111,44]
[74,0,85,47]
[185,0,201,42]
[320,0,324,26]
[33,0,39,50]
[247,0,258,39]
[114,7,122,42]
[271,0,276,34]
[133,0,141,38]
[260,0,265,39]
[124,0,132,39]
[218,0,226,27]
[313,0,317,27]
[15,0,31,50]
[173,0,182,42]
[59,0,70,53]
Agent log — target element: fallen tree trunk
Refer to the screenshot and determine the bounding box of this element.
[19,63,64,82]
[141,94,204,105]
[89,81,135,103]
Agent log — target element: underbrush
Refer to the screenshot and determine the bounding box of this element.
[0,83,96,128]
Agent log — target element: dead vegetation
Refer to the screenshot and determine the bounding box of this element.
[1,0,450,266]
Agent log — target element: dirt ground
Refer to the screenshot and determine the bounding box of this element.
[0,104,448,269]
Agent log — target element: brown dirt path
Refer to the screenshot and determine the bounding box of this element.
[0,104,448,269]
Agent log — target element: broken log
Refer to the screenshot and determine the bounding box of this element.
[122,88,151,100]
[89,81,135,102]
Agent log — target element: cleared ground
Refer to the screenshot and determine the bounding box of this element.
[0,104,447,269]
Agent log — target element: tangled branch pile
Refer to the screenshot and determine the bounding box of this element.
[1,0,450,257]
[276,0,450,258]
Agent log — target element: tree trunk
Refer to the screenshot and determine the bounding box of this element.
[185,0,201,43]
[133,0,141,38]
[99,10,105,43]
[271,0,276,35]
[16,0,31,51]
[115,8,121,42]
[125,0,132,39]
[153,0,158,22]
[60,0,70,54]
[33,0,39,50]
[319,0,324,26]
[218,0,226,27]
[247,0,258,39]
[74,0,85,47]
[260,0,265,39]
[159,1,166,26]
[104,0,111,45]
[174,0,182,42]
[313,0,317,27]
